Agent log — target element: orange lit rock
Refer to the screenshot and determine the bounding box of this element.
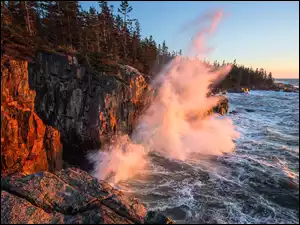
[1,56,62,176]
[3,52,153,170]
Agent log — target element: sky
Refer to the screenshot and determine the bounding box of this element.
[80,1,299,78]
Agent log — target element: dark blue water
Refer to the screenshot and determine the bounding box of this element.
[118,80,299,224]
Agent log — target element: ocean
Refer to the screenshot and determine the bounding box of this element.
[118,79,299,224]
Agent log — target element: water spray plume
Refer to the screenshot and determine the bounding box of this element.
[89,10,240,185]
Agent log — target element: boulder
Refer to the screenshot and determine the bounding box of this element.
[229,110,238,115]
[1,167,174,224]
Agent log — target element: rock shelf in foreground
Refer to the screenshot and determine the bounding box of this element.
[1,167,174,224]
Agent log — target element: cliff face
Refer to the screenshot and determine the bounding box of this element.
[1,167,174,224]
[1,52,153,174]
[1,53,173,223]
[1,52,228,175]
[27,52,153,170]
[1,56,62,176]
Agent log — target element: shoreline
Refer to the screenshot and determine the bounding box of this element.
[218,82,299,94]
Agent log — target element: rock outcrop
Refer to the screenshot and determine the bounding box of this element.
[273,83,299,93]
[1,167,174,224]
[1,52,154,174]
[1,51,229,176]
[227,87,249,93]
[1,56,62,176]
[28,52,153,170]
[212,97,229,115]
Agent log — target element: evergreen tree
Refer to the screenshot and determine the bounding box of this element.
[118,1,133,59]
[1,0,275,89]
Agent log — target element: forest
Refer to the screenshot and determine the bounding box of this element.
[1,1,275,89]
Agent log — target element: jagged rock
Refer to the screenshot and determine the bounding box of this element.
[213,97,229,115]
[1,51,228,176]
[186,96,229,123]
[1,56,62,176]
[28,52,153,169]
[1,52,154,174]
[1,167,174,224]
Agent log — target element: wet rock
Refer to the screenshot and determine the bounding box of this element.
[162,206,187,221]
[244,108,255,113]
[1,167,174,224]
[187,95,229,122]
[227,87,250,93]
[213,97,229,115]
[145,211,175,224]
[229,110,238,114]
[272,83,299,93]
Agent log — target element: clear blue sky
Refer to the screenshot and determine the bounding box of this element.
[80,1,299,78]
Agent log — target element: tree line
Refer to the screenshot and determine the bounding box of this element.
[1,1,178,75]
[1,1,274,88]
[211,59,275,90]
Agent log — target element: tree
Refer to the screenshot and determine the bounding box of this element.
[161,40,168,64]
[98,1,113,53]
[4,0,276,88]
[130,20,141,64]
[118,1,133,59]
[268,72,273,80]
[267,72,274,86]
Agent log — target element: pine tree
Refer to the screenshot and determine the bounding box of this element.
[118,1,133,59]
[161,40,168,64]
[2,0,275,88]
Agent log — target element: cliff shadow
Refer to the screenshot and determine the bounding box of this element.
[27,52,103,172]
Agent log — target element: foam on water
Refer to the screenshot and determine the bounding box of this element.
[86,8,299,224]
[88,9,239,185]
[116,90,299,224]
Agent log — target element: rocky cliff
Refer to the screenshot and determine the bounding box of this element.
[1,167,174,224]
[28,52,153,170]
[1,52,153,175]
[1,56,63,176]
[1,52,229,176]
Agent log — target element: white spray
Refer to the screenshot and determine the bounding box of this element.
[88,10,240,185]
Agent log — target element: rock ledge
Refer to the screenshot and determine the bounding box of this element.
[1,167,174,224]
